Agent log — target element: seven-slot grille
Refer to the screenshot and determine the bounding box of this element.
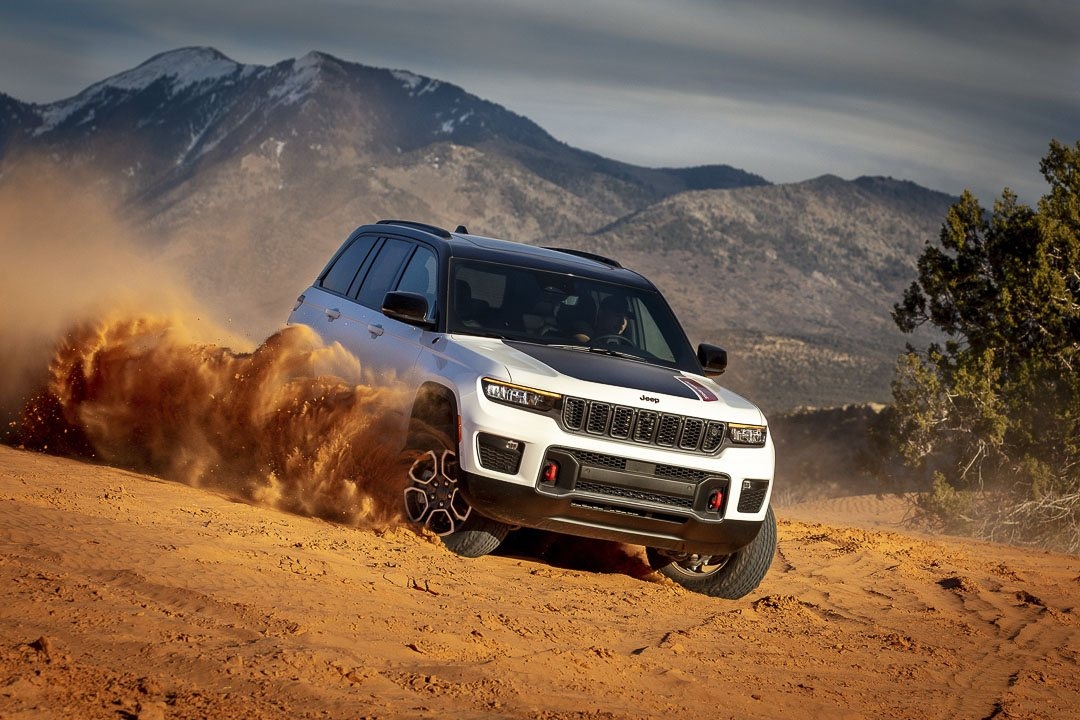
[561,397,726,454]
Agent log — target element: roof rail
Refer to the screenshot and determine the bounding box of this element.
[543,247,623,268]
[376,219,452,238]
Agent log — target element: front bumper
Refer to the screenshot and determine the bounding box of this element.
[455,377,775,555]
[461,462,764,555]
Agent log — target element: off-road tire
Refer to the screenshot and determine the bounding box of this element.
[646,506,776,599]
[403,395,510,558]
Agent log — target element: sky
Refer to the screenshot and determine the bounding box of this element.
[2,0,1078,203]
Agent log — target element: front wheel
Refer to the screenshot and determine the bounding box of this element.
[646,506,776,599]
[403,443,510,558]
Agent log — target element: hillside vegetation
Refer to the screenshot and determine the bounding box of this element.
[886,140,1080,551]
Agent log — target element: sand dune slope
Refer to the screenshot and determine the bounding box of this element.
[1,445,1077,719]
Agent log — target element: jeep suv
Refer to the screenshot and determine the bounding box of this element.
[287,220,776,598]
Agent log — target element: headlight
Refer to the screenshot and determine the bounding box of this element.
[481,378,561,413]
[727,423,768,446]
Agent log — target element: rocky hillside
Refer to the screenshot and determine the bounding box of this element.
[0,47,957,411]
[573,175,954,408]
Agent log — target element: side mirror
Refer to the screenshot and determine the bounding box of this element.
[697,343,727,376]
[382,291,435,329]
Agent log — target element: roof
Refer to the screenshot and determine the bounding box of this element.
[367,220,655,290]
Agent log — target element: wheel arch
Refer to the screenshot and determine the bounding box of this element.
[406,381,459,449]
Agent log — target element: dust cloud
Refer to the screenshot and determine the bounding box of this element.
[2,163,411,525]
[18,316,411,524]
[0,161,226,425]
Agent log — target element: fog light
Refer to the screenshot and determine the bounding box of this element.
[707,489,724,511]
[476,433,524,474]
[541,460,560,484]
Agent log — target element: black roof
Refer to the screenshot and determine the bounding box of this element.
[367,220,655,290]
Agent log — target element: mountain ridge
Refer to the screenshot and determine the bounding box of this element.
[3,47,768,206]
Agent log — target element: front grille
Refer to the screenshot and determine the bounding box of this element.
[544,446,730,520]
[680,418,704,450]
[586,403,610,434]
[564,449,710,483]
[571,449,627,472]
[576,481,694,509]
[654,465,711,483]
[570,500,685,524]
[561,397,726,455]
[564,397,586,429]
[610,407,634,438]
[656,415,680,446]
[633,411,657,443]
[561,448,711,510]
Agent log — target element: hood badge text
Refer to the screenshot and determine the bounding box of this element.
[639,394,660,404]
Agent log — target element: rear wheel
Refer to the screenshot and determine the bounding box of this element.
[646,506,776,599]
[403,405,510,557]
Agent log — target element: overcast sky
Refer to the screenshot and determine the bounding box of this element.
[2,0,1078,202]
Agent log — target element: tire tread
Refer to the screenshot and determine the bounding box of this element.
[650,506,777,599]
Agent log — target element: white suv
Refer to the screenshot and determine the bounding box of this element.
[288,220,776,598]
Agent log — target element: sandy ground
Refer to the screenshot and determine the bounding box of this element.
[1,445,1078,720]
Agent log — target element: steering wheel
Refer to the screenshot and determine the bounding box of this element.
[592,334,634,347]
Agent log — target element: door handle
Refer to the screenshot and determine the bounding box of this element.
[367,323,385,337]
[325,308,342,321]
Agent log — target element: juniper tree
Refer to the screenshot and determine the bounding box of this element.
[890,140,1080,547]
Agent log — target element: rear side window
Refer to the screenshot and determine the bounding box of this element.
[356,238,413,309]
[319,234,377,295]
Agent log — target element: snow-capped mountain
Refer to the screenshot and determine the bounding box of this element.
[3,47,765,206]
[32,47,252,137]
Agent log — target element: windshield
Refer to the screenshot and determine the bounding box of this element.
[447,258,699,372]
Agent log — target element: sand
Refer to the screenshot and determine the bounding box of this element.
[1,444,1077,719]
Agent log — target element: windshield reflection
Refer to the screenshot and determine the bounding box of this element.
[447,259,697,371]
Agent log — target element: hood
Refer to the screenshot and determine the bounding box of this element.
[492,340,763,419]
[506,341,702,399]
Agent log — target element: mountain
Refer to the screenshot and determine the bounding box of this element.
[567,175,955,408]
[2,47,766,210]
[0,91,36,155]
[0,47,954,412]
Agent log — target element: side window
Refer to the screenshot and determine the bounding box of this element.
[635,299,676,363]
[319,234,377,295]
[396,246,439,318]
[355,237,413,309]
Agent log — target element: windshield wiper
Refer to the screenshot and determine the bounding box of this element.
[585,346,645,362]
[460,329,517,341]
[544,342,644,363]
[543,343,590,352]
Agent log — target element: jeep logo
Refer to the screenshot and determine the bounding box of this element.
[639,394,660,404]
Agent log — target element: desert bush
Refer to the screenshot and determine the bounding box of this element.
[888,140,1080,551]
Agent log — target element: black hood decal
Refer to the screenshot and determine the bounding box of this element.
[506,341,701,400]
